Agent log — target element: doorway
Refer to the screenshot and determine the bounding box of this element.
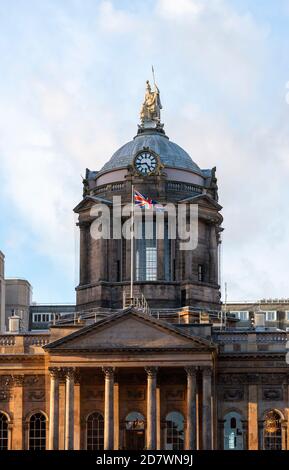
[124,412,145,450]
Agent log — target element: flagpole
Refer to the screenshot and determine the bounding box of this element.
[130,184,134,302]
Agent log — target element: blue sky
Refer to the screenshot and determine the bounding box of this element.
[1,0,289,303]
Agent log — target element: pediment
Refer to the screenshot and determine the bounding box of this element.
[179,194,222,211]
[45,309,215,352]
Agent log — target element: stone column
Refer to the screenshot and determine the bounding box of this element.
[48,368,59,450]
[74,369,81,450]
[64,368,75,450]
[79,224,89,285]
[202,367,213,450]
[114,381,119,450]
[145,367,158,450]
[209,225,218,284]
[11,375,24,450]
[248,384,258,450]
[103,367,114,450]
[185,366,197,450]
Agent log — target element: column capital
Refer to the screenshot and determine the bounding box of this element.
[12,375,25,387]
[201,366,213,377]
[48,367,61,379]
[103,367,115,378]
[145,367,158,378]
[185,366,198,377]
[63,367,76,380]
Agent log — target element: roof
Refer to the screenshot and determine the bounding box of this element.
[98,130,203,176]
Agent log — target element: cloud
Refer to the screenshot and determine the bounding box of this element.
[0,0,287,302]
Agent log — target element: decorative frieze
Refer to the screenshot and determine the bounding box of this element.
[127,389,145,401]
[27,390,46,402]
[262,388,283,401]
[0,390,10,402]
[222,388,244,401]
[218,373,288,385]
[83,389,104,400]
[165,389,185,401]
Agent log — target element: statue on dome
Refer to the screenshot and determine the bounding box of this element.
[140,79,162,126]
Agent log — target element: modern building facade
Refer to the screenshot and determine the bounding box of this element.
[0,82,288,451]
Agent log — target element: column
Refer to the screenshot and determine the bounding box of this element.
[156,385,161,450]
[103,367,114,450]
[48,368,59,450]
[74,369,81,450]
[185,366,197,450]
[79,224,89,285]
[114,381,119,450]
[11,375,24,450]
[145,367,158,450]
[202,367,213,450]
[64,368,75,450]
[248,384,258,450]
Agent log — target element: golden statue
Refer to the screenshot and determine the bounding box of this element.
[140,79,162,125]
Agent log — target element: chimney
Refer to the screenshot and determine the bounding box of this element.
[8,315,21,333]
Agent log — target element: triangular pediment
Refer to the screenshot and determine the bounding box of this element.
[179,193,222,211]
[45,309,215,352]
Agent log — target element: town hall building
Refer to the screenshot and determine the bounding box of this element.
[0,81,288,451]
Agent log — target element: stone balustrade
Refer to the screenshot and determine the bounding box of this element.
[0,334,50,353]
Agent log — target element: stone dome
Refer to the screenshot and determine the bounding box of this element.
[98,130,203,176]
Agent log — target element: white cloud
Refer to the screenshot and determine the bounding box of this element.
[0,0,287,302]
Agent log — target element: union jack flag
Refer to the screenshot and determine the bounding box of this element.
[134,190,164,211]
[134,190,154,209]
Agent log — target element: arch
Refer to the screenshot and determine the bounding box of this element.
[224,411,244,450]
[0,411,10,450]
[124,411,145,450]
[28,411,47,450]
[165,411,185,450]
[86,411,104,450]
[125,411,145,430]
[263,409,283,450]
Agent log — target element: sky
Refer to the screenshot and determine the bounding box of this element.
[1,0,289,303]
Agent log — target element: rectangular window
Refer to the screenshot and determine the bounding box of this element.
[233,311,249,321]
[265,311,277,321]
[198,264,204,282]
[116,260,121,282]
[285,311,289,321]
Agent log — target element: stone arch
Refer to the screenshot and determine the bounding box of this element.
[86,411,104,450]
[25,410,48,450]
[164,411,185,450]
[223,410,244,450]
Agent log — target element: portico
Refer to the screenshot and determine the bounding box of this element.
[45,308,216,450]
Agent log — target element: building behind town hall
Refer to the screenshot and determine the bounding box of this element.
[0,82,288,451]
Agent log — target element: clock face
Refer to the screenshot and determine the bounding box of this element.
[134,151,158,176]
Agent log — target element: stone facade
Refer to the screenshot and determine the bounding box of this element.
[0,84,288,451]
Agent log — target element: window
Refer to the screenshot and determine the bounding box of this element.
[0,412,8,450]
[224,412,243,450]
[232,311,249,321]
[29,412,46,450]
[265,311,277,321]
[263,410,282,450]
[165,412,184,450]
[32,313,55,323]
[135,220,157,281]
[198,264,204,282]
[87,412,104,450]
[285,311,289,321]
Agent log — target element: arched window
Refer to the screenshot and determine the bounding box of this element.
[0,412,8,450]
[165,412,184,450]
[87,412,104,450]
[263,410,282,450]
[29,412,46,450]
[224,412,243,450]
[125,412,145,450]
